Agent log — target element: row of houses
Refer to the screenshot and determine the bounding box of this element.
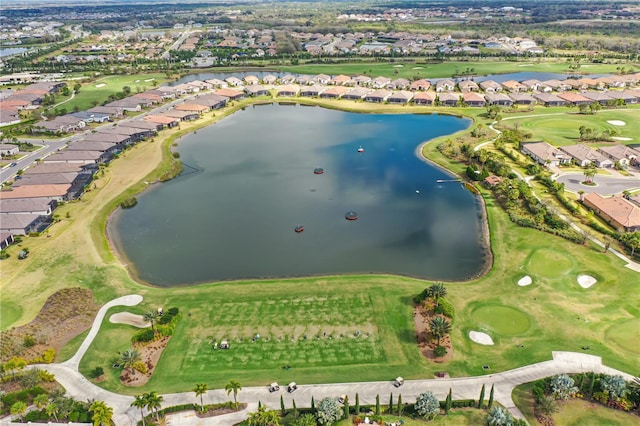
[521,142,640,168]
[0,81,67,127]
[583,193,640,233]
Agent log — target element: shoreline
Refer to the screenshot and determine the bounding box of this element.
[103,100,494,288]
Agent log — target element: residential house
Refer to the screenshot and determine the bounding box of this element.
[174,103,210,114]
[213,88,245,101]
[0,144,19,157]
[105,98,142,112]
[581,91,615,105]
[0,232,14,249]
[435,79,455,92]
[371,76,391,89]
[87,106,123,119]
[558,92,592,106]
[479,80,502,93]
[342,87,371,101]
[583,193,640,232]
[162,110,200,121]
[533,93,567,107]
[34,116,86,133]
[559,144,614,168]
[69,111,111,123]
[23,162,93,176]
[275,85,300,97]
[144,115,180,128]
[330,75,351,86]
[501,80,526,93]
[320,86,350,99]
[521,141,570,166]
[388,78,410,90]
[280,75,297,85]
[224,76,243,87]
[83,131,132,146]
[413,91,436,105]
[205,78,228,89]
[115,121,160,139]
[312,74,331,85]
[0,184,72,202]
[409,79,430,91]
[351,75,372,87]
[0,198,57,215]
[437,92,459,106]
[462,92,486,107]
[598,145,640,167]
[365,89,392,103]
[607,90,639,104]
[0,108,22,127]
[521,79,543,91]
[387,91,414,104]
[509,93,536,105]
[299,85,327,97]
[243,75,260,85]
[44,150,106,164]
[192,94,228,109]
[244,85,270,97]
[484,93,513,106]
[0,213,51,235]
[262,75,278,85]
[458,80,479,92]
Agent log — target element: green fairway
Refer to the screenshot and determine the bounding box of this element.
[64,73,170,112]
[506,109,640,146]
[276,61,632,80]
[0,301,23,330]
[471,305,532,336]
[526,248,575,279]
[605,319,640,355]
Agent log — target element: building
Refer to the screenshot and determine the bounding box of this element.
[521,141,570,166]
[559,144,614,168]
[0,144,19,157]
[598,145,640,167]
[583,193,640,232]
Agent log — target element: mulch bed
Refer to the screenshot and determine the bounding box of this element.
[120,336,170,387]
[414,304,453,363]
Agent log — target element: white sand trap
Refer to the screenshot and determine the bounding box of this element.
[95,83,106,88]
[612,136,632,141]
[469,331,494,345]
[607,120,626,126]
[393,65,404,68]
[412,67,424,70]
[517,275,532,286]
[109,312,149,328]
[144,78,155,82]
[577,274,597,289]
[518,64,534,67]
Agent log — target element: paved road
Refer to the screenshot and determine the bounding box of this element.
[0,139,68,184]
[557,173,640,195]
[21,295,635,426]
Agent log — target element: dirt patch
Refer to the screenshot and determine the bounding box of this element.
[0,288,99,363]
[120,336,170,387]
[414,304,453,363]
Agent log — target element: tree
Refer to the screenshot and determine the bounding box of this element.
[415,391,440,420]
[90,400,113,426]
[354,393,360,415]
[144,310,159,331]
[193,383,208,412]
[311,396,315,413]
[280,394,286,416]
[120,348,141,374]
[225,380,242,410]
[316,397,341,425]
[131,394,147,426]
[621,232,640,256]
[488,384,495,409]
[429,316,452,346]
[292,399,298,418]
[397,393,403,416]
[10,401,27,422]
[478,384,486,408]
[389,393,393,414]
[583,164,597,183]
[145,391,163,421]
[428,283,447,307]
[343,395,349,419]
[550,374,578,400]
[375,394,380,415]
[600,375,627,401]
[445,388,452,415]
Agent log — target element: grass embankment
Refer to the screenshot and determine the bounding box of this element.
[276,61,635,80]
[2,94,638,395]
[512,383,639,426]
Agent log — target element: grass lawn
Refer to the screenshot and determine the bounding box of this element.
[1,95,638,395]
[275,61,632,80]
[503,108,640,146]
[63,73,170,112]
[334,410,487,425]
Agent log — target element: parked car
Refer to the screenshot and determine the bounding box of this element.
[10,162,17,167]
[394,376,404,387]
[287,382,297,393]
[269,382,280,393]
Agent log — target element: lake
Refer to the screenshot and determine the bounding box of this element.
[109,104,488,286]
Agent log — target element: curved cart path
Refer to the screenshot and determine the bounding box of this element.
[27,296,634,426]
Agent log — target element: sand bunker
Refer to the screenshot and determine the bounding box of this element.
[577,274,597,289]
[607,120,626,126]
[110,312,149,328]
[517,275,532,286]
[518,64,534,67]
[393,65,404,68]
[144,78,155,82]
[95,83,106,88]
[412,67,424,70]
[469,331,494,345]
[612,137,632,141]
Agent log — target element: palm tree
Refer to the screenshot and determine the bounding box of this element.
[429,316,451,346]
[89,400,113,426]
[583,164,597,183]
[428,283,447,307]
[143,310,159,332]
[131,394,148,426]
[145,391,163,421]
[225,380,242,410]
[193,383,208,411]
[120,348,141,374]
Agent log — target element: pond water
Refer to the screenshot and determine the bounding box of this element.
[0,47,27,58]
[109,104,487,286]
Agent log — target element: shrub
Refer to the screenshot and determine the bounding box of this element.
[434,298,455,320]
[172,151,180,158]
[120,197,137,209]
[434,345,447,357]
[450,399,475,408]
[132,328,155,343]
[38,370,55,382]
[23,335,35,348]
[89,367,104,379]
[167,307,179,316]
[159,314,173,324]
[41,348,55,364]
[133,361,147,374]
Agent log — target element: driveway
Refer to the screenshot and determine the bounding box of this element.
[556,173,640,195]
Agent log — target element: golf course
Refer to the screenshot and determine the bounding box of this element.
[1,65,639,404]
